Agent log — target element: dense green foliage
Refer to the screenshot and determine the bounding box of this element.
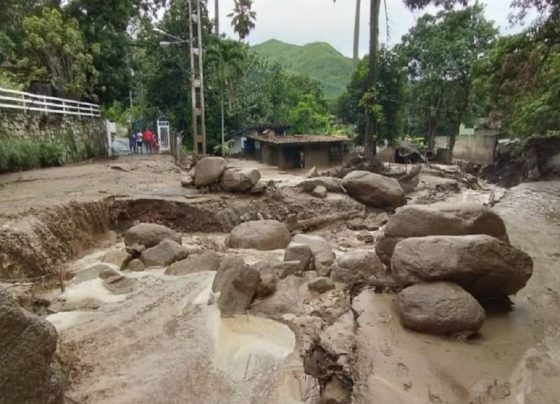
[252,39,354,99]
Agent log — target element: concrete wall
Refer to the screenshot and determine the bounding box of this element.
[304,144,330,168]
[0,109,107,161]
[453,134,497,163]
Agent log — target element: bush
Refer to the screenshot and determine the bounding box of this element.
[0,137,67,173]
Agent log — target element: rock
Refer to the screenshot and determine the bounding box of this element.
[376,203,509,265]
[74,266,103,284]
[0,290,63,404]
[97,265,120,279]
[308,277,335,293]
[140,239,188,267]
[212,256,246,293]
[249,180,267,194]
[256,268,277,299]
[103,275,137,294]
[180,175,194,187]
[391,235,533,298]
[397,282,486,335]
[194,157,227,186]
[311,185,328,199]
[165,251,221,275]
[331,250,385,283]
[292,234,336,267]
[61,297,102,311]
[218,265,261,317]
[321,377,351,404]
[298,176,346,193]
[284,242,314,271]
[102,250,130,268]
[346,212,389,231]
[124,223,182,248]
[228,220,291,251]
[305,166,318,178]
[126,258,145,272]
[126,243,146,258]
[220,167,261,192]
[342,170,406,208]
[275,261,305,279]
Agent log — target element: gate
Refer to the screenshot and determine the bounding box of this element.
[157,119,170,152]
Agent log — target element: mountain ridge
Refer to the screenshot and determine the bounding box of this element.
[251,39,353,99]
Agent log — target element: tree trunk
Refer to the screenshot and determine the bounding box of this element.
[353,0,361,67]
[215,0,220,35]
[220,94,225,156]
[364,0,381,157]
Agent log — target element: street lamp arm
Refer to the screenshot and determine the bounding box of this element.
[154,27,185,42]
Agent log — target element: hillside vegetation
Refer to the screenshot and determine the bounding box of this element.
[252,39,353,99]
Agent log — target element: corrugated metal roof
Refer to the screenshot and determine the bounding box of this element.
[247,134,349,145]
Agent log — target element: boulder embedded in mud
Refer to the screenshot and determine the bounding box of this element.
[391,235,533,298]
[311,185,328,199]
[194,157,227,186]
[284,243,314,272]
[97,265,120,280]
[140,239,188,267]
[298,176,346,193]
[342,170,406,208]
[124,223,182,249]
[376,203,510,265]
[220,167,261,192]
[275,260,305,278]
[397,282,485,335]
[212,256,246,293]
[0,290,63,404]
[308,276,335,293]
[180,175,194,187]
[103,275,137,294]
[218,264,261,317]
[126,258,145,272]
[256,268,278,299]
[292,234,336,268]
[165,250,221,276]
[249,180,267,194]
[103,250,130,268]
[331,250,385,283]
[228,220,290,251]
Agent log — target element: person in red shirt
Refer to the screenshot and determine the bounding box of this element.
[143,128,154,154]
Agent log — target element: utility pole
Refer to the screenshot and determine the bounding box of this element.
[188,0,207,155]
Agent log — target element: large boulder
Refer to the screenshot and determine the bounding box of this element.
[216,261,261,317]
[311,185,327,199]
[342,171,406,208]
[397,282,485,335]
[298,177,346,193]
[228,220,290,250]
[102,250,130,268]
[124,223,182,249]
[331,249,385,283]
[220,167,261,192]
[140,239,188,267]
[284,242,314,272]
[292,234,336,267]
[0,290,63,404]
[212,256,246,293]
[194,157,227,186]
[376,203,510,265]
[391,235,533,298]
[165,251,221,275]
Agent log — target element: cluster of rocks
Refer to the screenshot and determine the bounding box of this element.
[297,169,407,209]
[376,203,533,336]
[180,157,266,194]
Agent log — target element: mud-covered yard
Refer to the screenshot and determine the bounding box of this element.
[1,155,559,404]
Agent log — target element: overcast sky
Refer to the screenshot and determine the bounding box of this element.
[208,0,526,57]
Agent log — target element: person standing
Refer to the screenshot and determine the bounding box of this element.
[136,131,143,154]
[129,130,137,154]
[143,127,154,155]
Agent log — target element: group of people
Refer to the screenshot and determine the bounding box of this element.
[129,128,158,155]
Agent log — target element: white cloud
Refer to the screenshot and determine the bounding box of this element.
[208,0,526,57]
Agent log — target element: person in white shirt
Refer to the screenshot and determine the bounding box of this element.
[136,132,143,154]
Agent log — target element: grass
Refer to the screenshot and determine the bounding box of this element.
[0,131,96,173]
[252,39,354,99]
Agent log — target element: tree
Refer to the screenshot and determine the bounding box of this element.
[228,0,256,41]
[206,39,246,155]
[21,7,99,99]
[399,5,497,149]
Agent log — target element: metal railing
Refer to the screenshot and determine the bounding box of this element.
[0,87,100,118]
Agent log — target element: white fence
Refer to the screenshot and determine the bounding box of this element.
[0,87,100,118]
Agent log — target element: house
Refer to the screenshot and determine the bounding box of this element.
[244,133,349,169]
[226,125,290,156]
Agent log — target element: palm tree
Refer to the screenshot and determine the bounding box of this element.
[206,40,245,155]
[228,0,256,41]
[353,0,361,67]
[214,0,220,35]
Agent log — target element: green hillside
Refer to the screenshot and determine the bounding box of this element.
[252,39,353,99]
